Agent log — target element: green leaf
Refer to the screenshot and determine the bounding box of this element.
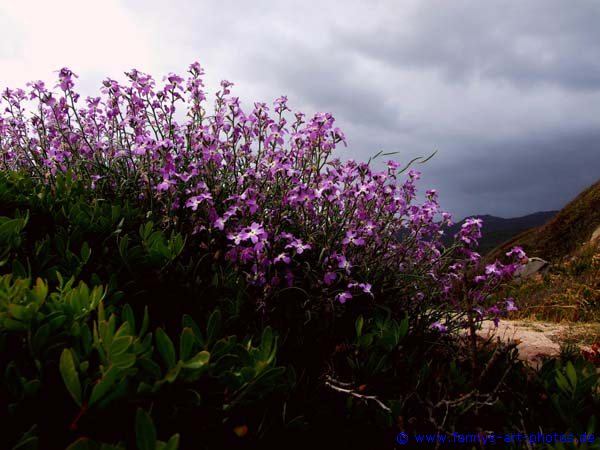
[183,351,210,369]
[32,324,50,354]
[80,242,91,263]
[398,316,409,341]
[81,324,93,355]
[89,367,119,407]
[21,379,40,397]
[565,362,577,390]
[8,304,29,321]
[140,222,154,242]
[156,328,176,369]
[48,313,67,331]
[136,408,157,450]
[179,328,195,361]
[555,371,569,394]
[355,315,364,338]
[66,438,122,450]
[112,353,136,369]
[206,309,221,348]
[31,277,48,303]
[587,415,597,434]
[164,434,180,450]
[358,334,373,347]
[182,315,203,346]
[110,336,133,356]
[12,436,39,450]
[164,361,183,383]
[138,358,162,378]
[139,306,150,336]
[59,349,82,406]
[261,326,273,352]
[122,304,136,333]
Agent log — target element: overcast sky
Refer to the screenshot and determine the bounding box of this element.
[1,0,599,219]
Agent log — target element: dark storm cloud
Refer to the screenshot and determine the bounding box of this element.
[338,0,600,91]
[419,129,600,218]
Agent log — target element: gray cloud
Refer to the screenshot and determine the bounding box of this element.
[338,0,600,91]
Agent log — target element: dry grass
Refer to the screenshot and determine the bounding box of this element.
[557,322,600,346]
[503,239,600,323]
[488,179,600,262]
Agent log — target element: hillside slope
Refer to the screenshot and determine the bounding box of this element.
[489,179,600,262]
[444,211,557,255]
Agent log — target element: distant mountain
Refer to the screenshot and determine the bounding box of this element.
[443,211,558,255]
[488,179,600,262]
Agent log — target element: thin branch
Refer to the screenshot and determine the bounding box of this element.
[324,377,391,413]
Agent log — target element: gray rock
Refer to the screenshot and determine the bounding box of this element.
[515,257,549,279]
[591,225,600,242]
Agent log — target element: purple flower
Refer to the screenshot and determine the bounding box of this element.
[488,305,501,315]
[485,262,502,276]
[323,272,337,285]
[239,247,254,263]
[505,298,518,312]
[90,174,103,189]
[185,192,212,210]
[274,253,291,264]
[56,68,78,91]
[463,217,482,228]
[349,282,373,297]
[157,179,173,192]
[467,251,481,263]
[189,61,204,76]
[214,217,225,230]
[342,230,365,246]
[285,238,311,254]
[362,221,376,236]
[431,322,447,333]
[336,255,352,273]
[227,231,244,245]
[240,222,267,244]
[213,206,238,230]
[386,160,401,172]
[284,270,294,286]
[336,291,352,304]
[457,217,483,245]
[359,283,373,296]
[506,246,528,262]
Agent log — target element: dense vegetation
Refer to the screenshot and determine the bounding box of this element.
[0,64,598,449]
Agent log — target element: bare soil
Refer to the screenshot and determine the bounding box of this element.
[478,320,600,367]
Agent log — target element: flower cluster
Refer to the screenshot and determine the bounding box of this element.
[0,63,525,329]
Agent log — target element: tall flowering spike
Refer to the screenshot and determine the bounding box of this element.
[457,217,483,246]
[56,68,78,91]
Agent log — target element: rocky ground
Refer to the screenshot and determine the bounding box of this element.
[478,320,600,368]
